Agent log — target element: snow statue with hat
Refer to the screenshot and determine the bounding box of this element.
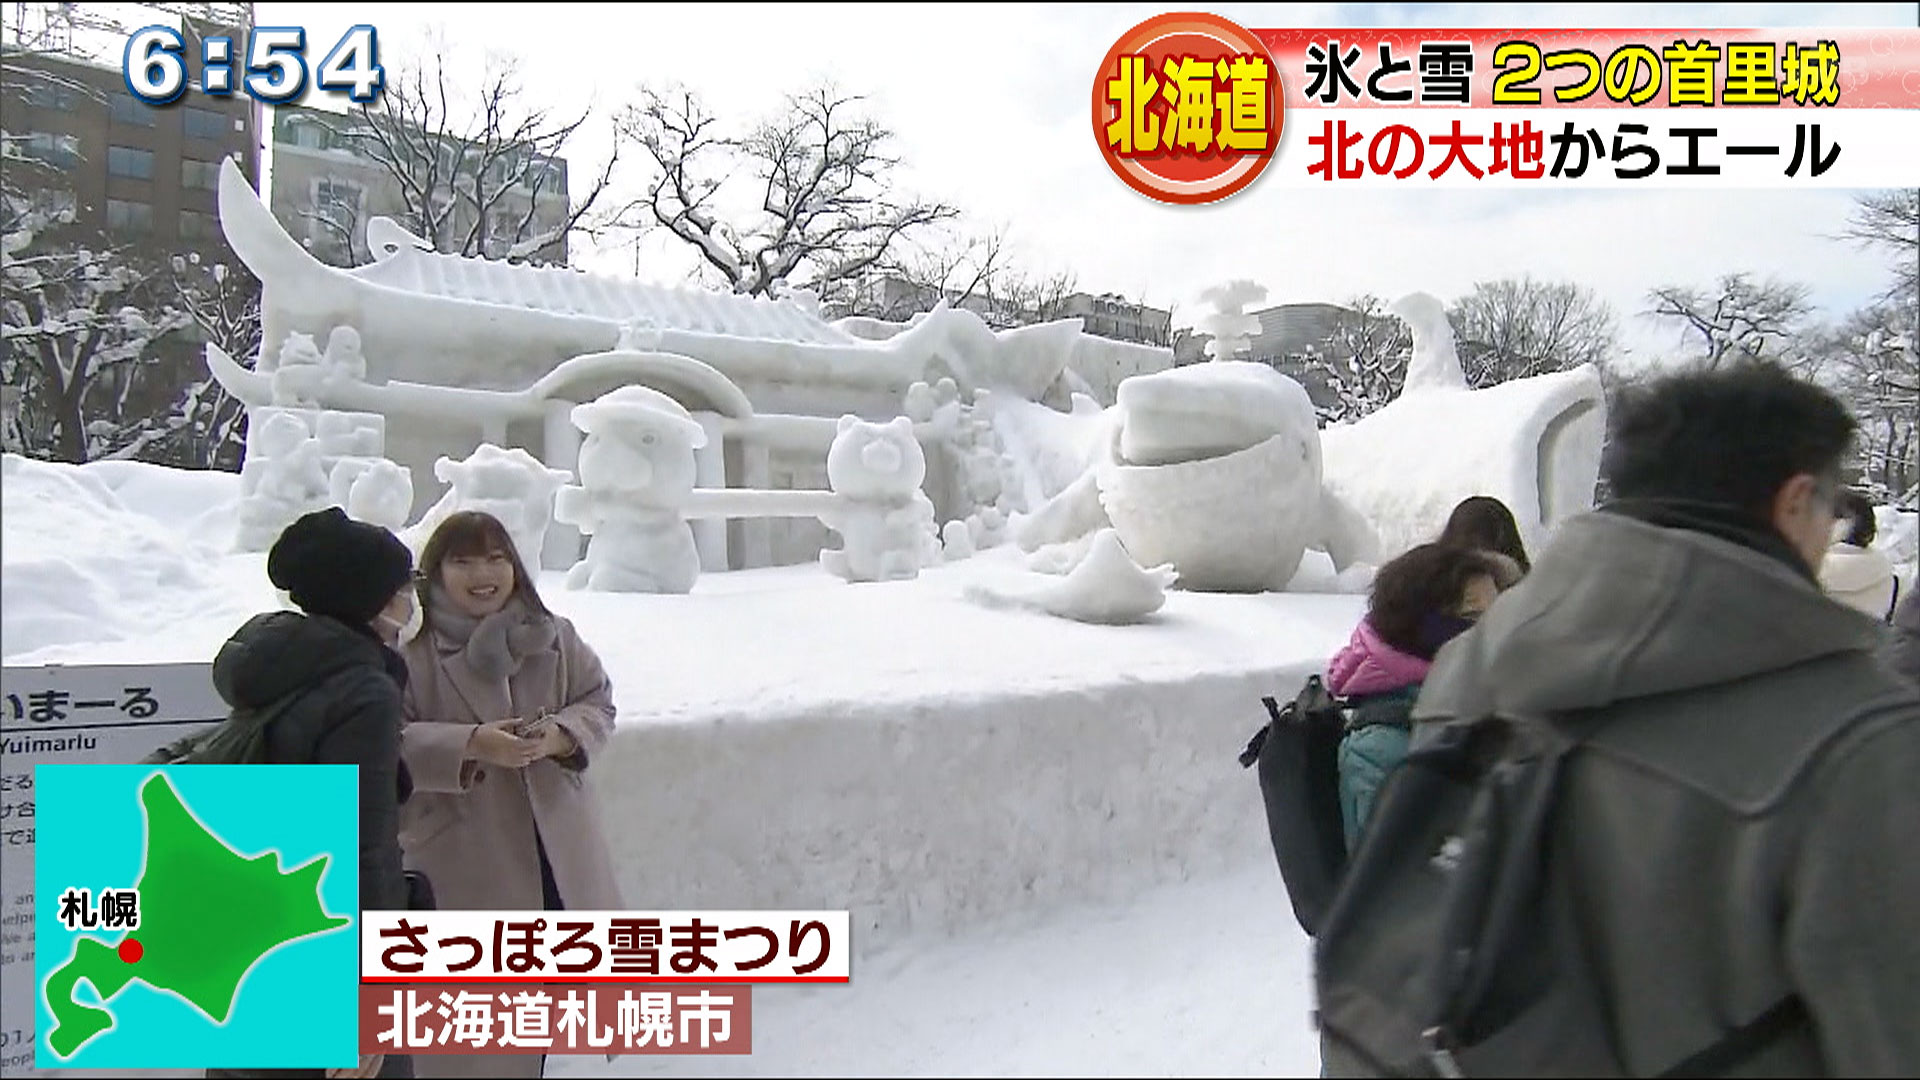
[820,414,942,583]
[554,385,707,593]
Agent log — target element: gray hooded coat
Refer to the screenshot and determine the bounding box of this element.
[1413,510,1920,1077]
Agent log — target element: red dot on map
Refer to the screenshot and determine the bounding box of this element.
[117,938,144,964]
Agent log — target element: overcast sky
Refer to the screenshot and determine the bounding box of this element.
[243,1,1918,365]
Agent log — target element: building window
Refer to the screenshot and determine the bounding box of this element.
[179,209,217,240]
[110,93,157,128]
[183,106,229,141]
[107,198,152,232]
[181,158,221,190]
[19,132,81,170]
[21,82,79,110]
[309,177,363,246]
[107,145,154,180]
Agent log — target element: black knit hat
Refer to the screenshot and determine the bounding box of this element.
[267,507,415,625]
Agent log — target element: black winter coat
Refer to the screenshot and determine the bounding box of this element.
[211,611,413,914]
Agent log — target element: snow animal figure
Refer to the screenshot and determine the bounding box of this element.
[553,386,705,594]
[343,459,413,531]
[406,444,571,570]
[1319,291,1607,562]
[965,528,1177,624]
[1013,361,1380,592]
[820,415,942,583]
[269,331,327,406]
[234,411,332,551]
[321,325,367,389]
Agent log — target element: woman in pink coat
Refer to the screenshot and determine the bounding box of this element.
[398,511,624,1079]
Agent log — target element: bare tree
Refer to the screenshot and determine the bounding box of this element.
[1802,301,1919,503]
[1303,295,1413,422]
[315,46,618,265]
[1447,277,1617,388]
[1841,189,1918,306]
[825,224,1077,328]
[615,81,957,297]
[1647,272,1814,368]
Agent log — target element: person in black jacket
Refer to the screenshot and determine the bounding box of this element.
[207,507,417,1080]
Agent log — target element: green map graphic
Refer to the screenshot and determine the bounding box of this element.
[40,772,349,1059]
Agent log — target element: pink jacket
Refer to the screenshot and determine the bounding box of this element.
[1326,619,1432,698]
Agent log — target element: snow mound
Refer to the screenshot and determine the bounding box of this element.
[67,458,242,549]
[963,528,1175,623]
[2,455,245,659]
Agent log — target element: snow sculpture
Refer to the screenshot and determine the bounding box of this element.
[905,377,1024,560]
[1320,292,1607,562]
[333,459,413,531]
[615,316,662,352]
[942,519,976,561]
[1392,292,1469,394]
[1323,291,1605,559]
[1195,280,1268,361]
[1013,361,1380,592]
[964,528,1177,624]
[267,331,328,406]
[820,415,942,583]
[322,325,367,389]
[406,445,571,571]
[554,387,704,594]
[234,410,332,551]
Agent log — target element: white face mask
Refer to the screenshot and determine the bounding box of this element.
[375,594,422,645]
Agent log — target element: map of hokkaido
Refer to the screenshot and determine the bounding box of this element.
[34,765,360,1070]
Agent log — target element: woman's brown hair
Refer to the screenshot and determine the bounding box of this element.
[416,510,551,616]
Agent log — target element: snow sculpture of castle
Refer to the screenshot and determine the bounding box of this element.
[203,159,1171,572]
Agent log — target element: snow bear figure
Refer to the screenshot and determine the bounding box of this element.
[422,445,571,570]
[553,386,706,594]
[344,460,413,531]
[269,332,327,406]
[820,415,940,583]
[234,411,331,551]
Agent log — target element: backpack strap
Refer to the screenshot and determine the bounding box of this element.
[1656,996,1806,1078]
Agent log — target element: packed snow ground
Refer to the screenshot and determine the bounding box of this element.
[549,861,1320,1079]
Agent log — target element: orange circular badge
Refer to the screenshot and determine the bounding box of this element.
[1091,12,1284,205]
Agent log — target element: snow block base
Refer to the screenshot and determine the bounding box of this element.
[593,663,1322,961]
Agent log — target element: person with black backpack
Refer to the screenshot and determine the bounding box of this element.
[1314,362,1920,1077]
[200,507,420,1080]
[1327,543,1504,851]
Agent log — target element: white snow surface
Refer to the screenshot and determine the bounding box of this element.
[2,456,245,657]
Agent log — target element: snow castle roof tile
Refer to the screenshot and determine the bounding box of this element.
[345,248,857,346]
